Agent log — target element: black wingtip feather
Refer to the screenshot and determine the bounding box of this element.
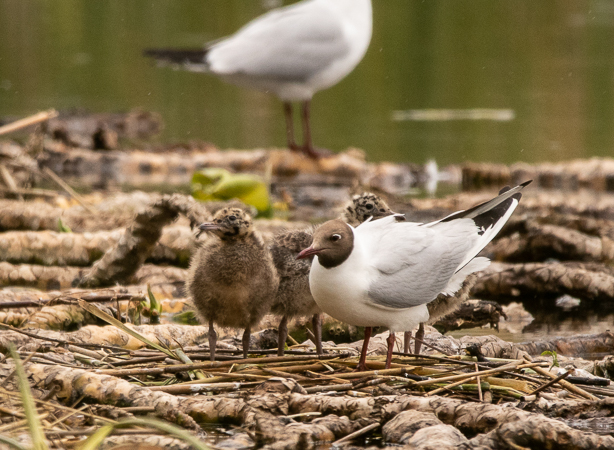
[143,48,209,65]
[440,180,531,224]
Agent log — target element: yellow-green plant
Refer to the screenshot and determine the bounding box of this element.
[191,168,271,216]
[57,218,72,233]
[541,350,560,370]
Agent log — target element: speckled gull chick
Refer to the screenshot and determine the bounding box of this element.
[270,192,395,356]
[297,181,531,370]
[144,0,372,159]
[187,208,279,361]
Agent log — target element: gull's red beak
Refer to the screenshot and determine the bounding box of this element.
[296,246,321,260]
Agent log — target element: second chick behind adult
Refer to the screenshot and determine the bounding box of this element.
[270,193,395,356]
[187,207,279,360]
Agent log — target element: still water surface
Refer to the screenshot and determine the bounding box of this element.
[1,0,614,164]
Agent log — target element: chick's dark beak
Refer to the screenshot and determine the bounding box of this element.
[296,246,321,260]
[198,223,223,232]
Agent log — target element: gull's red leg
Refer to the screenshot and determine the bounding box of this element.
[356,326,372,371]
[284,102,300,152]
[300,100,324,159]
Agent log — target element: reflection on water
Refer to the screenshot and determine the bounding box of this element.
[451,297,614,344]
[391,109,516,122]
[1,1,613,164]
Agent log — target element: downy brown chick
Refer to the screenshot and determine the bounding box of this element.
[187,207,279,360]
[270,192,395,356]
[342,192,395,226]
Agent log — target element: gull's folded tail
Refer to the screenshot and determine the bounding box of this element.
[143,48,209,67]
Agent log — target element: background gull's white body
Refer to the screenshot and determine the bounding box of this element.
[202,0,373,101]
[145,0,373,157]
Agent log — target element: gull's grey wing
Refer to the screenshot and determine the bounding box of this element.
[362,219,478,309]
[207,2,350,81]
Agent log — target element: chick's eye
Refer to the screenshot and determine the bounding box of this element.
[331,234,342,241]
[365,204,373,210]
[229,215,237,221]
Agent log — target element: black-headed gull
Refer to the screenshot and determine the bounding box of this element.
[270,193,395,356]
[297,181,531,370]
[144,0,373,159]
[187,207,279,361]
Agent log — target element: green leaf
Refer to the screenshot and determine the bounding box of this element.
[78,417,211,450]
[58,218,72,233]
[191,167,228,187]
[146,284,161,324]
[171,310,199,325]
[541,350,559,369]
[77,424,114,450]
[0,435,28,450]
[191,168,270,215]
[8,345,48,450]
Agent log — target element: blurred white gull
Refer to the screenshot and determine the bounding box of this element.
[298,181,531,370]
[145,0,373,158]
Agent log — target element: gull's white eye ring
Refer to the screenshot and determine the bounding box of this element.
[331,234,342,241]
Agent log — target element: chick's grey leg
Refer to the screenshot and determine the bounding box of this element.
[242,326,251,359]
[415,323,425,355]
[312,313,323,355]
[404,331,412,354]
[208,318,217,362]
[277,315,288,357]
[385,332,396,369]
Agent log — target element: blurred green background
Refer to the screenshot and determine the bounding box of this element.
[0,0,613,164]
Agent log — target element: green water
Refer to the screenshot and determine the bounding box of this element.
[1,0,613,164]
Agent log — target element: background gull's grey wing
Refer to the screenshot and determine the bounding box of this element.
[207,2,350,81]
[363,219,478,309]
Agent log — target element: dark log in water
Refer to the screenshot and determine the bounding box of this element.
[432,299,505,333]
[37,144,445,196]
[516,332,614,359]
[490,221,614,263]
[46,109,163,149]
[472,261,614,303]
[462,159,614,192]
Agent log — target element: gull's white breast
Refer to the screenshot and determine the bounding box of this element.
[309,234,430,332]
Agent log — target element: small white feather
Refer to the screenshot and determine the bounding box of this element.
[441,257,490,296]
